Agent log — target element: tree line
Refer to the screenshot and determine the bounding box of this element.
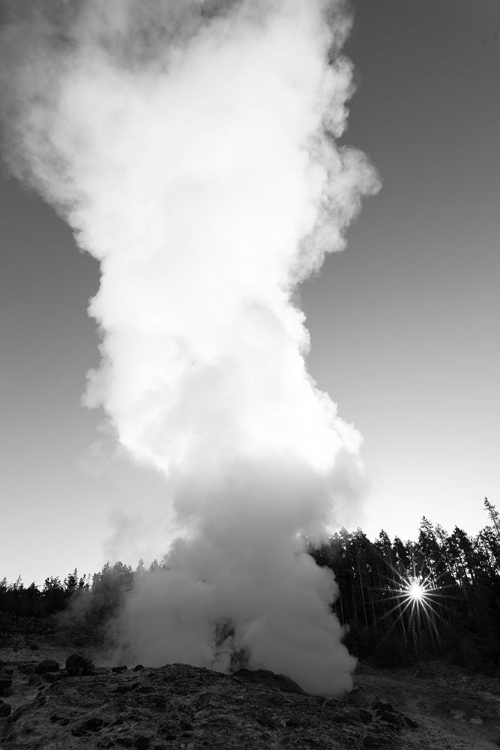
[1,498,499,671]
[306,498,500,671]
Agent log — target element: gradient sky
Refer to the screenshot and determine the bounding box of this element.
[1,0,499,584]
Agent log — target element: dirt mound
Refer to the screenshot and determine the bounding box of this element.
[0,645,498,749]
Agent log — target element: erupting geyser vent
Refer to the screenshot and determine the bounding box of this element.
[0,0,379,695]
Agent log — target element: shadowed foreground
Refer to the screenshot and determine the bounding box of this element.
[1,643,499,750]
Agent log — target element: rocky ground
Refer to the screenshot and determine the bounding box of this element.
[0,640,499,749]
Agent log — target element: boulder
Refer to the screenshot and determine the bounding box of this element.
[44,671,64,683]
[0,675,12,697]
[378,710,402,726]
[358,708,374,724]
[18,663,35,674]
[27,674,44,687]
[92,667,110,676]
[404,715,419,729]
[71,716,106,735]
[66,653,94,676]
[0,700,12,717]
[362,733,392,748]
[232,668,305,695]
[134,735,152,749]
[35,659,60,674]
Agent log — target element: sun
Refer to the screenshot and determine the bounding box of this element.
[407,577,426,602]
[389,572,436,620]
[378,563,451,644]
[395,574,436,622]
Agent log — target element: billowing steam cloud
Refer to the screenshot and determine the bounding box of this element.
[0,0,379,694]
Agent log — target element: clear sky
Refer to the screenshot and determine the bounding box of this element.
[1,0,499,585]
[302,0,500,543]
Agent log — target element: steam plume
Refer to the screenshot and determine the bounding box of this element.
[0,0,379,694]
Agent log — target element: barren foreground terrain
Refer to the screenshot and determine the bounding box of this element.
[1,640,499,749]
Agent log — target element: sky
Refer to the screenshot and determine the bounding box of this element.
[1,0,499,585]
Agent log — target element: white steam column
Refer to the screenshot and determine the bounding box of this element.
[0,0,379,694]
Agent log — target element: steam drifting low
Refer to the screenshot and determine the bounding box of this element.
[0,0,379,694]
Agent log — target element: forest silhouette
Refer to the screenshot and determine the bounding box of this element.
[2,499,499,674]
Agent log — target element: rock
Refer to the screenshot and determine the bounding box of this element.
[151,694,167,710]
[331,713,350,724]
[66,653,94,676]
[35,659,59,674]
[378,710,402,726]
[0,656,491,750]
[137,685,154,695]
[115,738,133,747]
[134,734,152,749]
[133,664,144,671]
[50,714,71,726]
[403,715,419,729]
[232,668,305,694]
[27,673,44,687]
[362,733,391,748]
[72,716,106,735]
[115,683,135,694]
[157,719,177,740]
[27,674,44,686]
[18,664,35,674]
[0,676,12,697]
[112,665,128,673]
[44,671,63,683]
[0,700,12,717]
[92,667,110,675]
[358,708,373,723]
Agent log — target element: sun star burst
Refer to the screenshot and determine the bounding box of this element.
[377,561,453,644]
[388,572,438,619]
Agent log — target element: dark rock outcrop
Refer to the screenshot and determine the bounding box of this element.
[2,653,495,749]
[35,659,59,674]
[232,667,306,694]
[65,653,94,676]
[111,665,128,674]
[0,662,421,749]
[0,675,12,697]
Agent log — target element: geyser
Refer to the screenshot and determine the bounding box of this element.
[0,0,379,694]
